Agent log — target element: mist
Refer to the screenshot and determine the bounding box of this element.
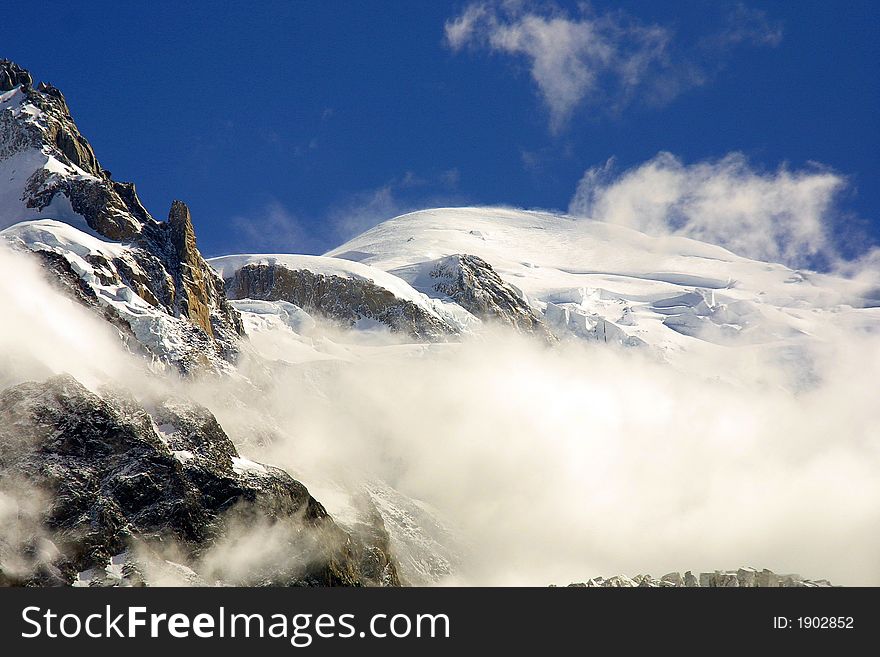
[203,319,880,586]
[0,245,143,391]
[1,240,879,586]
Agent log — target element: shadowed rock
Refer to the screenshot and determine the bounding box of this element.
[226,262,459,341]
[0,374,399,587]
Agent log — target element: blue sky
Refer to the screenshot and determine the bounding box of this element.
[3,1,878,262]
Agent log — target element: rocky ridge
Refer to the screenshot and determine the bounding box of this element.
[420,253,554,340]
[562,568,833,588]
[224,261,460,341]
[0,60,242,373]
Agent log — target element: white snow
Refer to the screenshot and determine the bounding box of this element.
[2,218,131,260]
[173,450,195,463]
[324,206,878,361]
[1,219,212,370]
[231,298,316,335]
[232,456,268,475]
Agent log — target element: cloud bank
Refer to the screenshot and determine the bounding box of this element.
[227,325,880,587]
[444,1,782,130]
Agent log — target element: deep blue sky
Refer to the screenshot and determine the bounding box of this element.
[3,1,878,257]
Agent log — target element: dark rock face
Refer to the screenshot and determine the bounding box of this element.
[0,375,399,587]
[0,60,32,92]
[0,61,243,372]
[428,254,554,340]
[226,263,458,341]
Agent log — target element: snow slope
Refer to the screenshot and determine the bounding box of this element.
[326,207,879,362]
[0,85,103,234]
[1,219,231,372]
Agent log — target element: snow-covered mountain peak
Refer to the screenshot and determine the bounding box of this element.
[0,60,149,240]
[323,206,878,362]
[1,61,243,373]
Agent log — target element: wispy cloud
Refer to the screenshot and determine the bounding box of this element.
[445,1,783,131]
[328,169,465,245]
[229,200,323,255]
[706,3,783,49]
[569,152,855,270]
[225,169,465,256]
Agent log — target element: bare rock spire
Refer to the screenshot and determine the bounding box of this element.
[0,59,32,91]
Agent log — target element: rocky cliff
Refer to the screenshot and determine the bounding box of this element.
[424,254,554,339]
[0,60,242,373]
[0,374,399,587]
[224,261,460,341]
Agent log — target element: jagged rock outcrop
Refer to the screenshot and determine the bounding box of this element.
[225,262,458,341]
[562,568,833,588]
[0,60,32,92]
[0,60,242,372]
[0,374,399,587]
[167,200,217,338]
[2,218,241,374]
[426,254,554,340]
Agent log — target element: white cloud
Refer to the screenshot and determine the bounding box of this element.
[708,3,783,48]
[445,2,489,50]
[445,1,782,131]
[225,325,880,586]
[329,185,404,244]
[229,200,322,255]
[569,152,849,268]
[0,244,140,390]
